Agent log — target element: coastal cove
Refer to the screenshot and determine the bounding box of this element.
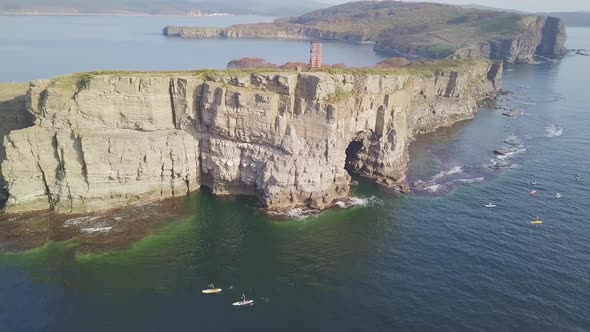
[0,12,590,332]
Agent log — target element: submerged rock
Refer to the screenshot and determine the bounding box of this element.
[502,109,524,117]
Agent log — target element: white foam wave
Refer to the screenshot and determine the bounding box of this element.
[334,196,383,209]
[497,147,526,159]
[431,166,463,181]
[424,184,442,193]
[545,125,563,137]
[453,177,485,184]
[81,226,113,234]
[64,216,100,227]
[269,208,319,220]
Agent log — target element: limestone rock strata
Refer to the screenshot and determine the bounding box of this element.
[2,60,501,214]
[163,25,367,43]
[451,16,567,63]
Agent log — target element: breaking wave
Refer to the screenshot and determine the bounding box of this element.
[431,166,463,181]
[413,166,485,194]
[268,208,319,220]
[545,125,564,137]
[496,146,527,159]
[334,196,383,208]
[81,226,113,234]
[270,196,383,220]
[64,216,100,227]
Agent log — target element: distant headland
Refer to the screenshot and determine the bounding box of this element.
[164,1,567,64]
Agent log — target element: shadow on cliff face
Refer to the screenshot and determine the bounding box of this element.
[0,85,35,209]
[344,132,372,176]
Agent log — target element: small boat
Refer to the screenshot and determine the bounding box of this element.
[233,294,254,306]
[485,203,496,208]
[530,216,543,225]
[530,180,537,185]
[576,174,581,180]
[202,284,222,294]
[555,193,562,198]
[529,190,537,195]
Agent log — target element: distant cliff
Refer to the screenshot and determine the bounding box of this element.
[164,1,567,63]
[1,60,501,214]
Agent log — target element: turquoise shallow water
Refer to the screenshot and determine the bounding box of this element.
[1,16,590,331]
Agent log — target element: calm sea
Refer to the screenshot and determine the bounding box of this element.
[0,15,385,83]
[1,15,590,332]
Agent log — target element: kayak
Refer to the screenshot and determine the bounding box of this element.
[202,288,223,294]
[485,204,496,208]
[232,300,254,306]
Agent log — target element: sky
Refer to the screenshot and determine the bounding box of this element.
[322,0,590,13]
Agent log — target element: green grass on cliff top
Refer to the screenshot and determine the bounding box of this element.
[0,83,28,102]
[48,58,488,87]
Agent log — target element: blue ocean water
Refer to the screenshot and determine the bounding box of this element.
[0,15,385,82]
[0,15,590,331]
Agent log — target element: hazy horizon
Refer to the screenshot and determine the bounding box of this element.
[321,0,590,13]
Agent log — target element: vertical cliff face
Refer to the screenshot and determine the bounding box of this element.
[454,16,567,63]
[1,60,501,214]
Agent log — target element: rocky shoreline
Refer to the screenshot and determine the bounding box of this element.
[0,60,501,215]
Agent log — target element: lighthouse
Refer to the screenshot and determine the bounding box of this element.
[309,41,323,69]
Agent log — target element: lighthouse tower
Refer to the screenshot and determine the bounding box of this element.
[309,41,323,69]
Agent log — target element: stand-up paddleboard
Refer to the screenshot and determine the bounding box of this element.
[202,288,223,294]
[233,294,254,306]
[530,217,543,225]
[232,299,254,306]
[203,284,222,294]
[485,203,496,208]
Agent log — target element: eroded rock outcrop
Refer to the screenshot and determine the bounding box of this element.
[1,60,501,214]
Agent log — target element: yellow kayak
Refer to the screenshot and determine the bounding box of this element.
[202,288,223,294]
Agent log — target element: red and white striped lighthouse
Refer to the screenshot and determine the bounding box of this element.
[310,41,323,69]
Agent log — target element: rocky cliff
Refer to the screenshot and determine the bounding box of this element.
[451,16,567,63]
[163,2,567,63]
[1,60,501,214]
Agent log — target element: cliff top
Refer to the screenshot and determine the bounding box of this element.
[46,58,490,87]
[0,83,28,103]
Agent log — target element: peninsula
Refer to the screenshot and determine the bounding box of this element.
[164,1,567,63]
[0,60,501,214]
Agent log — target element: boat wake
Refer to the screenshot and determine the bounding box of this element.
[545,125,564,137]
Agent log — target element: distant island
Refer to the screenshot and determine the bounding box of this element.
[164,1,567,63]
[0,0,324,16]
